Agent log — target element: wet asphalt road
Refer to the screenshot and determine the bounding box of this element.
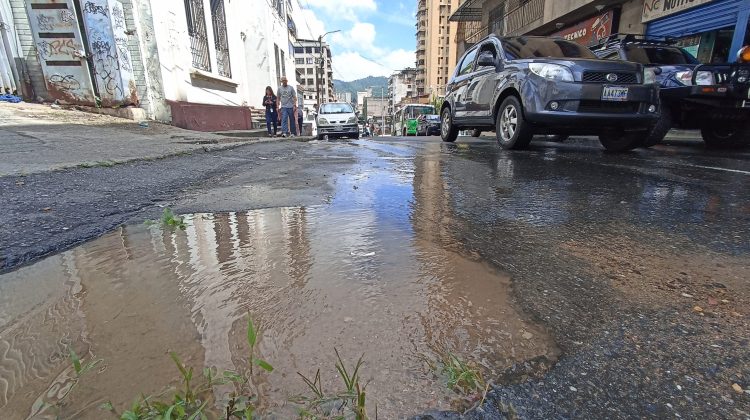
[1,134,749,418]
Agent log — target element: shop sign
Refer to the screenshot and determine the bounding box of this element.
[642,0,714,23]
[551,10,614,46]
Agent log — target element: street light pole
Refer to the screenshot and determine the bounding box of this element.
[317,30,340,110]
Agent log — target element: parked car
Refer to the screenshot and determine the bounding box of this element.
[418,114,441,136]
[591,34,750,148]
[440,35,660,152]
[316,102,359,140]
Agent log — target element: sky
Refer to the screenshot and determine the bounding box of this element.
[296,0,417,81]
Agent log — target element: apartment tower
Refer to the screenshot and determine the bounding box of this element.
[416,0,458,99]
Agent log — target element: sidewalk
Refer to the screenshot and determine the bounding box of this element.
[0,103,269,176]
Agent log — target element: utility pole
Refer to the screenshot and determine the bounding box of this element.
[317,30,340,109]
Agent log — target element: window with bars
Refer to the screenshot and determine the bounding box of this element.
[274,44,281,81]
[210,0,231,77]
[184,0,211,71]
[273,0,284,18]
[280,50,286,78]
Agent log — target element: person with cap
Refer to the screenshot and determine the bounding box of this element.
[277,76,297,137]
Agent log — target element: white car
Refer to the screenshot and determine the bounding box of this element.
[316,102,359,140]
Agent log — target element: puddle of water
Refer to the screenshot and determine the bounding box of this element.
[0,148,558,419]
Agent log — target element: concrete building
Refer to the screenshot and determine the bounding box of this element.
[336,91,353,104]
[388,68,417,115]
[364,95,388,133]
[415,0,459,99]
[0,0,316,131]
[356,89,371,114]
[448,0,748,62]
[293,39,335,108]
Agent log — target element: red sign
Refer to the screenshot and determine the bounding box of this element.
[551,10,614,46]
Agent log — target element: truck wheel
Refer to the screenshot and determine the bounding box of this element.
[471,129,482,137]
[441,107,459,143]
[701,125,750,149]
[598,132,643,152]
[643,105,671,147]
[495,96,533,149]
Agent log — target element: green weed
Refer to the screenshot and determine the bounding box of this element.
[99,313,273,419]
[295,349,370,419]
[145,208,187,230]
[441,352,485,394]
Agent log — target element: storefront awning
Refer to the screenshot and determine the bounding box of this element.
[449,0,483,22]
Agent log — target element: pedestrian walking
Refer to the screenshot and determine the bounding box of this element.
[296,107,304,136]
[297,92,305,136]
[277,76,297,137]
[262,86,278,137]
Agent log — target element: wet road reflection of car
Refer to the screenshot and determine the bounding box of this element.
[441,36,660,152]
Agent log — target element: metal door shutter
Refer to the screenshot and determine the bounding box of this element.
[647,0,744,37]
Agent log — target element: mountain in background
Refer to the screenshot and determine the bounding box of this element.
[333,76,388,103]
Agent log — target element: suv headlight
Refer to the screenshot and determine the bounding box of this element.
[695,70,714,85]
[318,118,329,125]
[347,116,357,124]
[529,63,573,82]
[675,70,693,86]
[643,67,657,84]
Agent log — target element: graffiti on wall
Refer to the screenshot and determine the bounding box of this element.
[83,1,108,17]
[36,14,55,31]
[90,37,123,97]
[48,74,81,92]
[59,9,76,24]
[81,0,137,105]
[36,39,79,60]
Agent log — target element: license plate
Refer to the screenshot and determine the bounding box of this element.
[602,86,628,101]
[334,125,343,130]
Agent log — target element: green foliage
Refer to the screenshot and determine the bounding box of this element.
[430,95,444,113]
[295,349,369,419]
[161,208,187,230]
[62,317,376,419]
[333,76,388,104]
[145,208,187,230]
[441,352,484,394]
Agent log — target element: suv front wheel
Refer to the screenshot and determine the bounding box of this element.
[441,107,459,143]
[495,96,533,149]
[598,131,643,152]
[701,124,750,149]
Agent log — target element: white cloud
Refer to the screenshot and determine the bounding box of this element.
[297,1,415,81]
[298,9,326,39]
[304,0,376,17]
[330,22,376,51]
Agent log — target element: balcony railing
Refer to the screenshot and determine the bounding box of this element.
[505,0,544,34]
[455,20,485,45]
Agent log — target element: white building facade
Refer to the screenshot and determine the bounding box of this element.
[1,0,312,131]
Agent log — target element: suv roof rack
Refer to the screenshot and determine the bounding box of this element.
[589,33,678,50]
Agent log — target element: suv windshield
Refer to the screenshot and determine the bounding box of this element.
[503,37,598,60]
[320,103,354,114]
[624,45,699,65]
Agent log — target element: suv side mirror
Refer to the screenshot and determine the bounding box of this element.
[477,52,496,68]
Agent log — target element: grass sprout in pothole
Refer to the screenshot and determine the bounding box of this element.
[420,348,491,414]
[294,348,371,419]
[65,314,373,419]
[99,314,274,419]
[145,207,187,230]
